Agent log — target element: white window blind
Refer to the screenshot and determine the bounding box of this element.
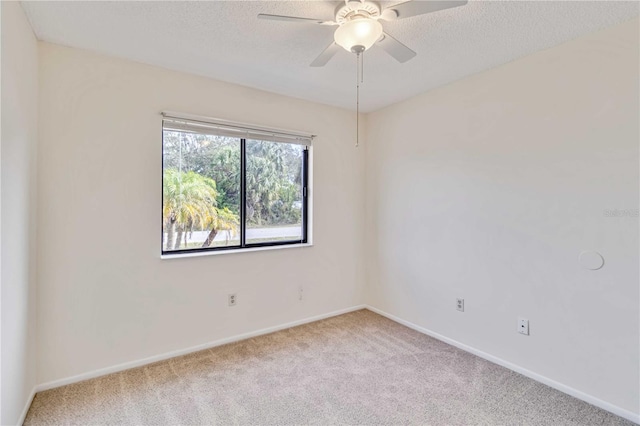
[162,112,314,146]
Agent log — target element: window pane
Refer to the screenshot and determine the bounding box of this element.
[245,139,304,245]
[162,130,241,251]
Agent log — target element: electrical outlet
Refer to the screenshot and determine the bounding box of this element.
[456,298,464,312]
[228,293,237,307]
[298,285,304,301]
[518,317,529,335]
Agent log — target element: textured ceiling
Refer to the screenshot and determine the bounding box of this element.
[21,1,639,112]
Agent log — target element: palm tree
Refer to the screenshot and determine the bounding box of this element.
[201,206,239,247]
[245,140,286,225]
[163,169,238,250]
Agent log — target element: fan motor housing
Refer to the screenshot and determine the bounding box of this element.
[335,1,381,24]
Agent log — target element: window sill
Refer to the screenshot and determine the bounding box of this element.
[160,243,313,259]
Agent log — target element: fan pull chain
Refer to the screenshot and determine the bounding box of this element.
[360,49,364,83]
[356,51,362,147]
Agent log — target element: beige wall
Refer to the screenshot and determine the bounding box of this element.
[1,2,39,424]
[365,18,639,414]
[37,43,365,384]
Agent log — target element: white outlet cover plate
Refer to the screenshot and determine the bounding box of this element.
[518,318,529,335]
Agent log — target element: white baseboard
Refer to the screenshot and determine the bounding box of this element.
[36,305,366,393]
[365,305,640,425]
[18,386,36,426]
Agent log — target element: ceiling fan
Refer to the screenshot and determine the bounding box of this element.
[258,0,468,66]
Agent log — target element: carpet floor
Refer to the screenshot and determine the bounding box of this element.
[25,309,634,425]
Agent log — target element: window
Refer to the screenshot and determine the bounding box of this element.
[162,115,310,255]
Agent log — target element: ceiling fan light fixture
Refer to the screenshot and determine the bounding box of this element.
[334,18,383,52]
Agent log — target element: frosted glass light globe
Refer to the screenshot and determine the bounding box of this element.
[334,18,383,52]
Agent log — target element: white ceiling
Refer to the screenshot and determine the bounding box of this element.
[21,1,639,112]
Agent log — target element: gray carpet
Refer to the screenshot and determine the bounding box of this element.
[25,309,634,425]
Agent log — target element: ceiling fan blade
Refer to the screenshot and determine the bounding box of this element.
[258,14,337,25]
[310,42,342,67]
[381,0,467,20]
[376,32,417,63]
